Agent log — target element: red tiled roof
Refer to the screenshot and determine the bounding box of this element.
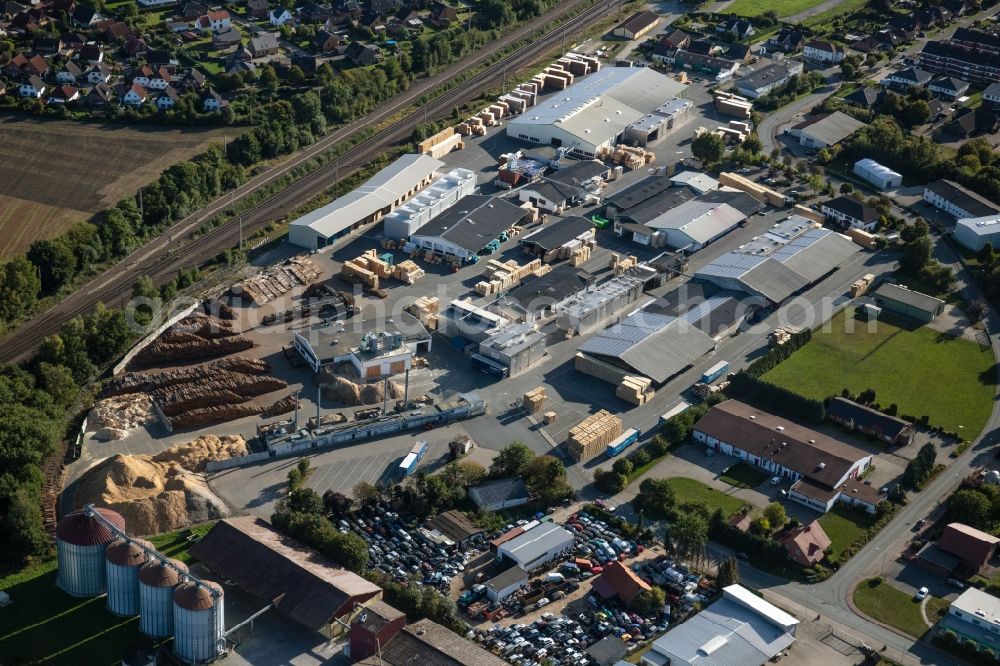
[590,561,651,605]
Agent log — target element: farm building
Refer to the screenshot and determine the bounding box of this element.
[787,112,866,149]
[353,616,509,666]
[469,478,530,512]
[853,158,902,190]
[189,516,383,638]
[611,10,660,40]
[693,400,880,514]
[923,179,1000,220]
[496,523,575,570]
[288,154,444,249]
[409,195,530,261]
[505,67,687,158]
[643,585,798,666]
[382,167,477,240]
[872,283,945,323]
[954,214,1000,251]
[576,309,716,386]
[826,397,915,446]
[694,216,858,305]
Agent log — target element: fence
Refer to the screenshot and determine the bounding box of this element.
[112,300,201,376]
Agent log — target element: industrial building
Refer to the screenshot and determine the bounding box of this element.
[694,215,859,304]
[611,10,660,40]
[505,265,594,321]
[505,67,687,157]
[408,195,531,261]
[576,309,717,386]
[556,264,661,335]
[642,585,798,666]
[189,516,383,638]
[820,196,880,231]
[473,322,546,377]
[469,477,530,511]
[621,98,693,147]
[292,312,431,376]
[853,158,903,190]
[426,510,485,548]
[496,522,576,571]
[439,298,511,343]
[923,179,1000,220]
[669,170,719,195]
[520,215,597,259]
[733,60,804,99]
[613,190,764,250]
[288,154,444,249]
[872,283,945,323]
[604,175,674,219]
[382,167,477,240]
[485,565,530,601]
[787,112,866,149]
[826,397,915,447]
[693,400,880,514]
[954,214,1000,251]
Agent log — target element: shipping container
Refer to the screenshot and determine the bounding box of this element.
[606,428,640,457]
[700,361,730,384]
[398,441,428,476]
[659,401,691,426]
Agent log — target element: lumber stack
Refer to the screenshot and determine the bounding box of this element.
[406,296,439,331]
[570,244,591,267]
[237,256,321,304]
[543,411,557,425]
[475,258,544,296]
[609,253,638,275]
[608,145,654,169]
[393,260,424,285]
[567,410,623,462]
[523,387,547,415]
[616,375,654,406]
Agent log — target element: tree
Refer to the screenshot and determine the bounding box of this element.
[322,490,352,517]
[636,478,675,519]
[325,531,369,572]
[630,586,666,616]
[979,242,994,264]
[27,238,76,293]
[670,512,708,558]
[457,461,486,487]
[951,489,991,528]
[763,502,787,528]
[968,299,988,322]
[611,458,633,477]
[489,441,534,478]
[692,132,725,165]
[594,468,628,494]
[286,487,324,515]
[900,235,933,274]
[353,481,380,506]
[741,133,763,154]
[0,256,41,323]
[840,182,854,195]
[749,516,771,536]
[900,100,930,127]
[717,557,740,587]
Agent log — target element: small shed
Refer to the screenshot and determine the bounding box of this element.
[873,283,945,323]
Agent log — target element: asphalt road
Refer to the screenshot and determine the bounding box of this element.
[758,87,835,155]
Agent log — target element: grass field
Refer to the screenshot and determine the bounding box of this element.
[0,118,237,258]
[763,310,996,435]
[0,524,212,665]
[720,462,770,489]
[726,0,825,17]
[854,578,936,637]
[803,0,868,27]
[664,477,749,515]
[817,506,877,561]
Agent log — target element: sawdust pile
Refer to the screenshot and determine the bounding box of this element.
[91,394,155,441]
[320,373,404,405]
[74,435,248,535]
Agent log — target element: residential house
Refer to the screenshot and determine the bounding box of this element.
[850,35,881,53]
[887,13,920,39]
[826,397,915,446]
[944,107,999,138]
[392,6,418,24]
[33,36,63,54]
[425,1,454,27]
[246,0,269,18]
[876,28,908,49]
[60,32,87,51]
[212,26,241,48]
[938,588,1000,654]
[468,478,530,512]
[803,40,845,64]
[719,16,754,40]
[122,83,148,106]
[769,27,804,53]
[202,87,227,111]
[345,41,382,66]
[182,1,209,19]
[950,27,1000,55]
[369,0,402,14]
[156,86,180,110]
[611,10,660,41]
[85,62,112,84]
[886,66,933,89]
[226,59,256,75]
[938,523,1000,574]
[779,522,831,566]
[248,33,280,58]
[915,9,939,30]
[137,0,178,6]
[192,15,211,32]
[134,65,171,90]
[2,1,27,17]
[18,75,45,97]
[984,82,1000,109]
[929,76,969,99]
[85,81,113,108]
[734,60,804,99]
[820,196,880,231]
[0,82,7,97]
[726,43,752,62]
[80,43,103,63]
[2,52,28,77]
[47,84,79,104]
[183,68,207,91]
[692,400,879,514]
[299,4,332,22]
[658,28,690,51]
[269,7,292,25]
[146,49,175,67]
[167,19,190,32]
[122,36,147,57]
[104,21,130,41]
[686,39,715,56]
[314,29,341,53]
[924,178,1000,219]
[22,53,49,77]
[55,60,82,83]
[292,53,317,76]
[842,86,883,108]
[71,3,100,27]
[942,0,967,14]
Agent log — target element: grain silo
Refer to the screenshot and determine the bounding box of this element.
[56,507,126,597]
[105,538,153,616]
[138,558,188,638]
[173,581,225,664]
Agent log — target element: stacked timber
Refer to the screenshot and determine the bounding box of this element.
[567,410,623,462]
[237,257,321,304]
[475,258,545,296]
[393,260,424,285]
[406,297,439,331]
[570,244,591,267]
[523,387,547,415]
[608,145,654,169]
[609,253,638,275]
[616,376,654,406]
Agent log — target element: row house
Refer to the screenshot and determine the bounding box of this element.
[919,38,1000,86]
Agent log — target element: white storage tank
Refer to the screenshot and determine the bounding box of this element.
[105,538,152,616]
[56,508,126,597]
[173,581,225,664]
[138,559,188,638]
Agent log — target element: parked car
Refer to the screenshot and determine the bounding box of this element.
[947,579,965,589]
[915,587,929,600]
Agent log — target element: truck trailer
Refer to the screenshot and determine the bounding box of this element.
[399,440,428,476]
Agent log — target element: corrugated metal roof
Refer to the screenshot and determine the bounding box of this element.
[497,522,575,566]
[796,111,866,146]
[770,229,858,283]
[646,200,747,245]
[874,282,945,312]
[412,195,527,253]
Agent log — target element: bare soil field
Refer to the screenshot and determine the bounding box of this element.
[0,117,237,258]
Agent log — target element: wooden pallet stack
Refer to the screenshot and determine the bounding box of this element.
[523,387,547,414]
[609,145,655,169]
[474,258,545,296]
[616,375,654,406]
[609,253,638,275]
[393,260,425,285]
[570,244,592,267]
[543,411,557,425]
[406,296,440,331]
[567,410,623,462]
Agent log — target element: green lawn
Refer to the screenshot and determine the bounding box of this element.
[664,477,749,515]
[763,310,996,435]
[0,524,212,665]
[853,579,935,637]
[818,506,877,561]
[926,595,951,622]
[726,0,825,17]
[803,0,868,27]
[720,462,771,489]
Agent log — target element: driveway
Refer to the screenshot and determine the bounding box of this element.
[758,86,837,155]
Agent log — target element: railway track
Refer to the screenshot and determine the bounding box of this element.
[0,0,618,363]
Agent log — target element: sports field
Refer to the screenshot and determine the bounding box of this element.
[763,310,996,435]
[0,118,236,258]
